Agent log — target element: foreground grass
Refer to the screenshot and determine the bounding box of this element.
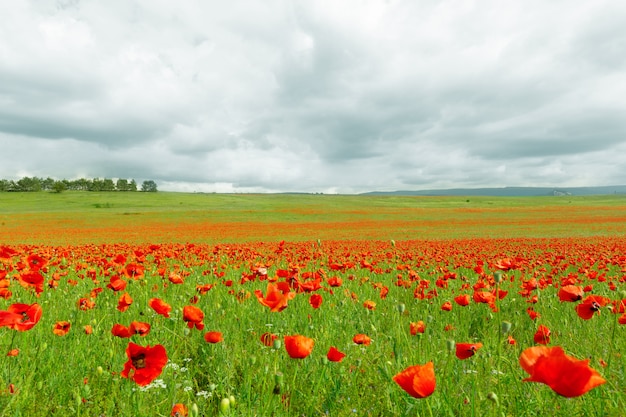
[0,238,624,416]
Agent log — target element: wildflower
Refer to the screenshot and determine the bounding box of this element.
[455,342,482,360]
[183,305,205,330]
[327,346,346,362]
[117,292,133,312]
[0,303,42,331]
[393,362,436,398]
[254,282,296,312]
[53,321,71,336]
[441,301,453,311]
[575,295,610,320]
[284,335,314,359]
[204,331,223,344]
[558,285,584,302]
[454,294,470,306]
[84,325,93,335]
[112,324,133,338]
[260,332,278,347]
[107,276,127,292]
[353,334,371,345]
[149,298,172,318]
[171,403,188,416]
[410,321,425,335]
[534,325,551,345]
[363,300,376,310]
[520,346,606,397]
[309,294,323,309]
[129,321,151,336]
[6,349,19,357]
[121,342,168,386]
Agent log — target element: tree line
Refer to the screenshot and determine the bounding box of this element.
[0,177,158,193]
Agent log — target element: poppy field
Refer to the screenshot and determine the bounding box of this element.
[0,193,625,416]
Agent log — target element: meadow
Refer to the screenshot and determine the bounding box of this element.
[0,192,625,416]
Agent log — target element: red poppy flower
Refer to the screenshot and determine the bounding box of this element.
[171,403,188,417]
[107,276,127,292]
[53,321,71,336]
[84,325,93,335]
[183,305,205,330]
[327,346,346,362]
[149,298,172,318]
[327,276,343,287]
[520,346,606,397]
[441,301,453,311]
[363,300,376,310]
[26,253,48,271]
[204,331,223,344]
[558,285,584,302]
[130,321,151,337]
[410,321,426,335]
[117,292,133,313]
[575,295,610,320]
[526,307,540,321]
[112,324,133,338]
[309,294,323,309]
[454,294,470,306]
[254,282,296,312]
[121,342,168,386]
[170,403,189,417]
[18,271,44,295]
[455,342,482,360]
[78,298,96,311]
[0,303,42,331]
[353,334,371,345]
[393,362,436,398]
[473,291,495,304]
[6,349,19,357]
[284,335,314,359]
[260,332,278,346]
[507,335,517,345]
[534,325,551,345]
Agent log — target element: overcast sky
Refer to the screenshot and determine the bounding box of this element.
[1,0,625,193]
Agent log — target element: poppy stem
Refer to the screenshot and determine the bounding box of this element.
[604,309,618,378]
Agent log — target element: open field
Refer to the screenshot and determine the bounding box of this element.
[2,192,626,244]
[0,192,625,416]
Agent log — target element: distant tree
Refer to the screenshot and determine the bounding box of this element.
[0,179,10,192]
[128,179,138,192]
[102,178,115,191]
[16,177,42,192]
[52,181,67,193]
[116,178,129,191]
[141,180,158,192]
[41,177,55,191]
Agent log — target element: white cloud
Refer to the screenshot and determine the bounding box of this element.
[1,0,625,192]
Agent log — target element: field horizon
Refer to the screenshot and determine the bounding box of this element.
[2,191,626,245]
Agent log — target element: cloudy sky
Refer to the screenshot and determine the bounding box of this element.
[1,0,625,193]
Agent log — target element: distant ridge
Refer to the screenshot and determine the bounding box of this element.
[361,185,626,197]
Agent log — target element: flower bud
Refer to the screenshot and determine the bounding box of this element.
[446,339,455,352]
[493,271,503,283]
[219,398,230,414]
[272,339,282,350]
[228,395,236,408]
[396,303,406,314]
[190,403,199,417]
[487,392,499,405]
[500,321,512,334]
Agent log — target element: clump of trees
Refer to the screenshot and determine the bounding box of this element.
[0,177,158,193]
